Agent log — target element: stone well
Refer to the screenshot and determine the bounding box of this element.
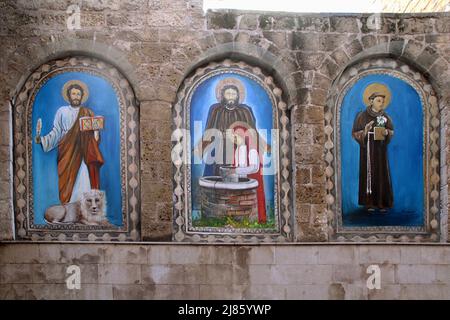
[199,176,259,221]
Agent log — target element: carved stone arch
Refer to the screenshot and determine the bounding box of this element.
[172,59,295,243]
[4,37,140,103]
[175,42,299,109]
[13,55,141,241]
[325,57,442,242]
[320,37,450,101]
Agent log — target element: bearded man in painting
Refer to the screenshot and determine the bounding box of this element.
[35,80,104,205]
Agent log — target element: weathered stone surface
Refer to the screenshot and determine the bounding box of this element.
[291,32,321,51]
[416,45,441,71]
[398,18,434,34]
[435,16,450,33]
[296,16,330,32]
[207,11,237,29]
[1,1,450,301]
[262,31,288,48]
[0,244,449,299]
[296,52,325,70]
[360,16,397,34]
[319,34,351,52]
[296,105,324,124]
[396,265,437,284]
[329,16,360,33]
[238,14,258,30]
[296,184,325,204]
[319,57,340,79]
[345,39,364,58]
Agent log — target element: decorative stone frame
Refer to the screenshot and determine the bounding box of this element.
[13,56,141,241]
[172,60,294,243]
[325,58,440,242]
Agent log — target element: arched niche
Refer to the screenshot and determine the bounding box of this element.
[325,58,440,242]
[13,56,140,241]
[172,59,294,243]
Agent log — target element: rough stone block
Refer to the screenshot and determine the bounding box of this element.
[359,246,401,264]
[207,11,237,29]
[319,57,340,79]
[435,265,450,284]
[360,16,397,34]
[205,265,233,285]
[296,52,325,70]
[400,246,422,264]
[345,39,364,58]
[142,264,206,285]
[0,264,33,284]
[103,245,148,264]
[274,246,318,265]
[366,284,401,300]
[285,284,329,299]
[0,244,40,264]
[398,18,434,34]
[296,167,312,185]
[291,32,321,51]
[199,284,245,299]
[396,265,436,284]
[98,264,141,285]
[435,16,450,33]
[296,16,329,32]
[238,14,258,30]
[296,184,325,204]
[296,105,324,124]
[330,49,350,69]
[318,246,356,264]
[310,88,327,106]
[420,246,450,264]
[247,247,274,265]
[329,16,360,33]
[243,284,286,299]
[400,284,449,299]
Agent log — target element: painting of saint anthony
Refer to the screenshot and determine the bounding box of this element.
[340,74,424,227]
[351,83,394,211]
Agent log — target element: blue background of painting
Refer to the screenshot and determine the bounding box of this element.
[341,74,424,227]
[32,72,122,226]
[190,73,275,220]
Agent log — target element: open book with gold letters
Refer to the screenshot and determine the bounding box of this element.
[79,116,105,131]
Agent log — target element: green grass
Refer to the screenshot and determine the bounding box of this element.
[193,216,276,229]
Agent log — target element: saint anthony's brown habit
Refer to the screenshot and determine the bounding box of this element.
[57,107,104,204]
[352,107,394,209]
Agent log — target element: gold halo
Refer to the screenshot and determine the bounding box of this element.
[363,83,391,108]
[62,80,89,104]
[215,77,246,103]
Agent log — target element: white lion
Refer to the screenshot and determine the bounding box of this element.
[44,189,109,226]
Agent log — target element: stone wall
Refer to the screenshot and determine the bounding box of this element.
[1,0,450,242]
[1,0,450,300]
[0,243,449,299]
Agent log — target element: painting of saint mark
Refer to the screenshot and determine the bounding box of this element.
[190,74,276,230]
[32,72,122,227]
[341,74,424,227]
